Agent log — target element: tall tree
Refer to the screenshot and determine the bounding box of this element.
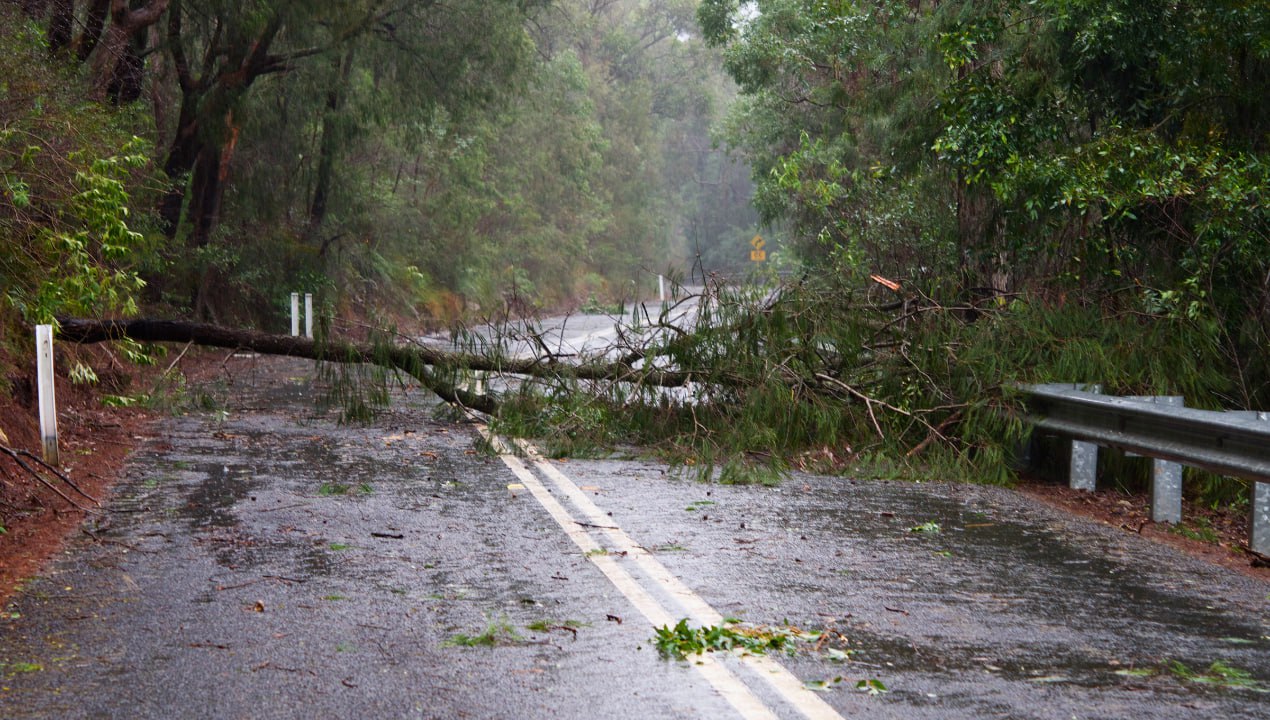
[88,0,169,101]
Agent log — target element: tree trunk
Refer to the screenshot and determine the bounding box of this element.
[77,0,111,62]
[57,318,501,414]
[186,125,233,249]
[54,317,701,412]
[308,48,356,234]
[159,5,281,241]
[159,85,203,236]
[46,0,72,55]
[88,0,170,102]
[106,26,147,103]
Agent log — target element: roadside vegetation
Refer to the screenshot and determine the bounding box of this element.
[517,0,1268,517]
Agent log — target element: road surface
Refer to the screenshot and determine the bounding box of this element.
[1,355,1267,719]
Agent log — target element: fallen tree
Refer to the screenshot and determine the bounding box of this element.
[58,317,499,414]
[53,280,968,449]
[55,317,707,416]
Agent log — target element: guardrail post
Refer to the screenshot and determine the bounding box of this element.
[1063,384,1101,491]
[1232,411,1270,555]
[1127,396,1184,523]
[1071,439,1098,491]
[1254,481,1270,556]
[304,293,314,339]
[35,324,59,466]
[1024,384,1270,548]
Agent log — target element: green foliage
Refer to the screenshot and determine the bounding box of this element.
[0,7,157,331]
[495,268,1249,508]
[195,0,744,325]
[444,616,525,648]
[317,326,404,423]
[855,678,889,696]
[493,382,619,458]
[685,0,1267,503]
[1152,659,1268,692]
[653,618,852,664]
[653,619,800,660]
[19,144,151,324]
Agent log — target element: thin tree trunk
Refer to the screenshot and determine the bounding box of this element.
[186,132,229,248]
[78,0,111,61]
[308,47,356,233]
[46,0,72,55]
[57,318,501,414]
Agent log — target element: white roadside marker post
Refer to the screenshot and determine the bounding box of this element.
[304,293,314,339]
[35,324,59,466]
[290,292,300,336]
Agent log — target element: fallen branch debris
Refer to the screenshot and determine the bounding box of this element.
[56,317,706,415]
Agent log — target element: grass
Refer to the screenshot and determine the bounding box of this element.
[1170,516,1221,544]
[525,619,586,633]
[444,616,524,648]
[1116,660,1267,692]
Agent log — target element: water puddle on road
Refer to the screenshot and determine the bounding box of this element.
[179,461,262,528]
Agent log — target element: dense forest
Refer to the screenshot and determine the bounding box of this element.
[0,0,757,334]
[1,1,1267,501]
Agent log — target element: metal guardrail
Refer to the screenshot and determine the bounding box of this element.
[1020,383,1270,556]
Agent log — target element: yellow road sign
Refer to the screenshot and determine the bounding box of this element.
[750,234,766,261]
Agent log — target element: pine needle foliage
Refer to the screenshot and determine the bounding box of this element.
[489,270,1247,501]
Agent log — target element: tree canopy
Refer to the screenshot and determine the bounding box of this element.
[2,0,755,329]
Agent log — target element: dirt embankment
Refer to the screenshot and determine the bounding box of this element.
[0,345,238,604]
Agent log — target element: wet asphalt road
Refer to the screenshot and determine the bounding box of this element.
[1,356,1268,719]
